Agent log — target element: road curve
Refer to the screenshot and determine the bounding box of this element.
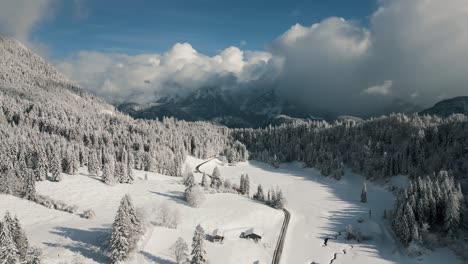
[272,208,290,264]
[195,158,291,264]
[195,157,215,177]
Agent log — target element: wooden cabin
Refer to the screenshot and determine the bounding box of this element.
[242,228,263,242]
[212,229,224,243]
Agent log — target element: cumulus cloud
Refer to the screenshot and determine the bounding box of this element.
[57,43,280,103]
[363,80,393,96]
[0,0,55,41]
[57,0,468,115]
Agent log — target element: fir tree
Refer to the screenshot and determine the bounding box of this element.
[244,175,250,196]
[102,163,114,185]
[23,169,36,201]
[253,184,265,202]
[0,218,20,263]
[191,224,206,264]
[361,182,367,203]
[201,172,207,187]
[50,151,62,182]
[210,167,221,189]
[170,237,189,264]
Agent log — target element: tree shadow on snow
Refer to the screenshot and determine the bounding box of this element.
[140,251,175,264]
[45,226,111,263]
[150,191,187,205]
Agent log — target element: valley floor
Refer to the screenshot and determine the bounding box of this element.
[0,157,462,264]
[195,157,461,264]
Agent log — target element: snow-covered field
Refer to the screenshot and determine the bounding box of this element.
[196,157,461,264]
[0,156,461,263]
[0,160,283,264]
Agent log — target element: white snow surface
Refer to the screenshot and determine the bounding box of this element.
[194,157,462,264]
[0,156,461,264]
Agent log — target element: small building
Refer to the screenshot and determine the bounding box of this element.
[212,229,224,243]
[242,228,263,242]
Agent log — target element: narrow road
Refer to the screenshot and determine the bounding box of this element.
[195,158,291,264]
[195,157,215,177]
[272,208,290,264]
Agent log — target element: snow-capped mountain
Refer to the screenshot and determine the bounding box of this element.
[0,35,114,115]
[420,96,468,117]
[117,87,322,127]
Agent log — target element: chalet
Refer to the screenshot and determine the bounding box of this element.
[242,228,263,242]
[212,229,224,243]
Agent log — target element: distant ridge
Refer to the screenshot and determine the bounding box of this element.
[420,96,468,117]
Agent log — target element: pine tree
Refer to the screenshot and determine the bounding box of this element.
[201,172,207,187]
[361,182,367,203]
[25,247,42,264]
[239,175,245,194]
[108,195,141,263]
[23,169,36,201]
[253,184,265,202]
[127,151,134,183]
[35,150,47,181]
[5,213,29,261]
[0,218,20,263]
[191,224,206,264]
[50,151,62,182]
[210,167,221,189]
[244,175,250,196]
[102,163,114,185]
[88,150,99,176]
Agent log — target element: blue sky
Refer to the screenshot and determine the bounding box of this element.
[32,0,376,58]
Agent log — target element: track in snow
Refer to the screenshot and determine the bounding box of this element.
[271,208,291,264]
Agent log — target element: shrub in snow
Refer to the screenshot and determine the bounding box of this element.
[406,242,424,257]
[186,185,206,208]
[152,203,180,229]
[25,247,42,264]
[346,224,363,242]
[170,237,189,264]
[82,209,96,219]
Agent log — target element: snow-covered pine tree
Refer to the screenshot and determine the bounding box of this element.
[50,151,62,182]
[127,151,134,183]
[191,224,206,264]
[239,175,245,194]
[102,163,114,185]
[25,247,42,264]
[88,150,99,176]
[184,172,195,188]
[253,184,265,202]
[361,182,367,203]
[245,175,250,196]
[0,217,20,263]
[210,167,221,189]
[201,172,207,187]
[108,195,141,263]
[5,213,29,261]
[23,169,36,201]
[35,149,48,181]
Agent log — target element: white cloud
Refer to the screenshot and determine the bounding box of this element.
[0,0,56,41]
[56,43,280,103]
[363,80,393,96]
[56,0,468,115]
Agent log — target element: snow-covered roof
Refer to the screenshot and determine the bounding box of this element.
[244,228,263,237]
[213,228,224,236]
